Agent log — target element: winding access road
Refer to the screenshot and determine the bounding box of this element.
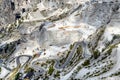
[54,42,82,69]
[16,55,32,66]
[31,60,45,75]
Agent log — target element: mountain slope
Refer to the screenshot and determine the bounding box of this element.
[0,0,120,80]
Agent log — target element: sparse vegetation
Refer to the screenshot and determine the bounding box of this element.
[25,67,34,73]
[48,65,54,75]
[110,71,120,76]
[1,1,120,80]
[33,8,38,12]
[0,67,1,73]
[70,44,74,50]
[82,60,90,67]
[113,34,120,40]
[0,33,5,38]
[14,73,21,80]
[93,50,100,59]
[107,45,116,53]
[76,45,82,54]
[59,50,70,65]
[54,71,60,78]
[7,66,20,80]
[89,26,105,50]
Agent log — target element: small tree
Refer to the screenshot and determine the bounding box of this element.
[70,44,73,50]
[93,50,100,59]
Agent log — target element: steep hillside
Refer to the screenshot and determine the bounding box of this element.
[0,0,120,80]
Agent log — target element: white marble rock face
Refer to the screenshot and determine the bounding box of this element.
[0,0,120,80]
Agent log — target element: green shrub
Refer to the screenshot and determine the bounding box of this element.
[48,66,54,75]
[93,50,100,59]
[82,60,90,67]
[70,44,73,50]
[54,71,60,77]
